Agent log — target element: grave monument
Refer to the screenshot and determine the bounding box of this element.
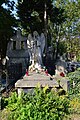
[7,29,29,79]
[7,29,46,78]
[27,31,45,71]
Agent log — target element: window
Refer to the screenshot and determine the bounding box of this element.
[13,41,16,50]
[21,41,24,49]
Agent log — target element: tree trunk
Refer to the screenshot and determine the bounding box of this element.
[44,2,47,54]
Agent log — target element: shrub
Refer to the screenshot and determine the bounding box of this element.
[67,68,80,88]
[67,68,80,114]
[1,97,8,110]
[2,86,70,120]
[67,68,80,96]
[70,96,80,114]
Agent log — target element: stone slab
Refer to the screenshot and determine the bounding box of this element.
[23,72,50,81]
[15,79,59,88]
[59,78,70,91]
[15,72,59,88]
[54,75,70,91]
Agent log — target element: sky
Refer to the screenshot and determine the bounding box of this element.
[12,0,18,18]
[10,0,17,4]
[2,0,18,18]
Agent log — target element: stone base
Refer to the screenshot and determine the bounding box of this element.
[15,72,59,95]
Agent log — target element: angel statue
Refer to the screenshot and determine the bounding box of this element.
[27,34,34,65]
[27,31,45,71]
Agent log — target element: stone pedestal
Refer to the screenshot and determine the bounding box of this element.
[15,72,59,95]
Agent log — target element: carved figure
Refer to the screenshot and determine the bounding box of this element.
[27,31,45,71]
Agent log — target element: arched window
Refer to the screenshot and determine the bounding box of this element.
[13,41,16,50]
[21,41,24,49]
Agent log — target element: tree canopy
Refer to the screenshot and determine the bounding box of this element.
[0,0,17,59]
[0,0,80,61]
[17,0,54,33]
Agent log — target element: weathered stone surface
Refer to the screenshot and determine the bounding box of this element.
[15,79,59,88]
[59,78,70,91]
[15,72,59,91]
[55,59,67,75]
[27,31,45,71]
[15,72,70,94]
[6,29,29,77]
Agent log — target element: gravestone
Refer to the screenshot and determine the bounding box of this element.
[7,29,29,80]
[6,30,46,82]
[55,59,67,75]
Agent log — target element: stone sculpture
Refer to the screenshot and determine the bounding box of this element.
[27,31,45,71]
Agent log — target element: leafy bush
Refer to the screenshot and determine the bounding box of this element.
[67,68,80,114]
[67,68,80,99]
[67,68,80,87]
[1,97,8,110]
[70,96,80,114]
[77,55,80,62]
[2,86,70,120]
[67,68,80,96]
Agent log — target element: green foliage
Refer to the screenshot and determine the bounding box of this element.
[1,97,8,109]
[77,55,80,62]
[67,68,80,114]
[68,82,80,114]
[63,0,80,60]
[17,0,54,33]
[57,41,67,56]
[70,96,80,114]
[67,68,80,86]
[67,68,80,102]
[65,37,80,61]
[68,82,80,98]
[51,0,80,60]
[3,87,70,120]
[0,0,17,58]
